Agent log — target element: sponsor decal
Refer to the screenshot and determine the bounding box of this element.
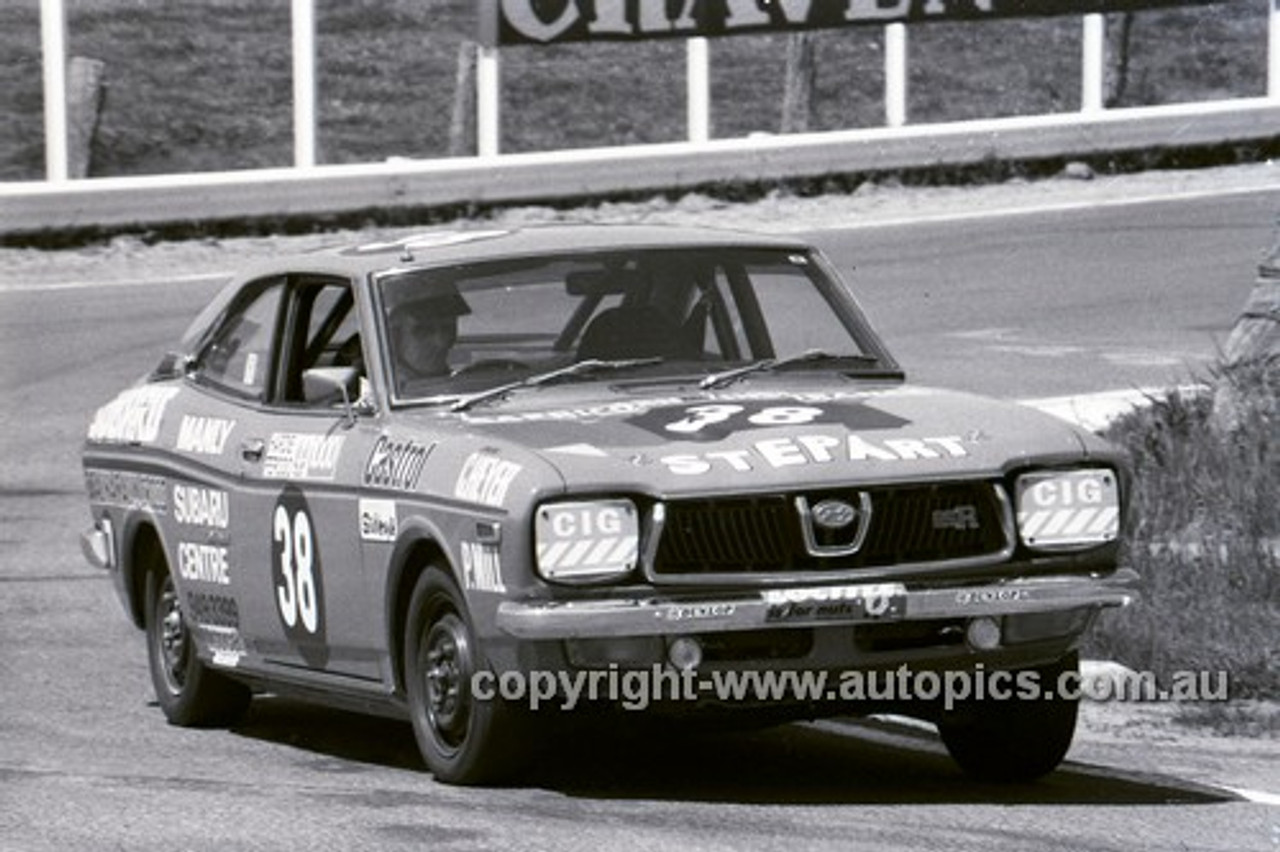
[211,649,243,667]
[454,451,522,508]
[762,583,905,623]
[461,541,507,593]
[535,501,639,579]
[661,434,968,475]
[263,432,345,480]
[458,389,922,428]
[187,592,246,668]
[186,591,241,630]
[460,396,686,426]
[172,484,230,529]
[656,602,737,622]
[954,587,1030,606]
[932,505,980,531]
[363,435,432,491]
[85,469,168,512]
[1016,469,1120,547]
[87,386,179,445]
[177,542,230,585]
[358,498,398,542]
[243,352,259,387]
[175,415,235,455]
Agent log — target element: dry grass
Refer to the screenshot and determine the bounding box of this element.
[1086,359,1280,701]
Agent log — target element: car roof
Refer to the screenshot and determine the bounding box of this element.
[252,223,814,279]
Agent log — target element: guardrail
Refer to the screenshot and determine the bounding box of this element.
[5,96,1276,238]
[5,0,1278,238]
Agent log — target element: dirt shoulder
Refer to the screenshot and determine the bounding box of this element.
[1,161,1276,288]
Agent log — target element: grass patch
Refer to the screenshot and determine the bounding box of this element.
[1085,358,1280,702]
[1171,701,1280,738]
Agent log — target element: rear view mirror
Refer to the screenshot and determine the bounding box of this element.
[303,367,363,426]
[151,351,194,380]
[565,269,644,296]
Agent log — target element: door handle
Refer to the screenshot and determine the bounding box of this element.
[240,438,266,462]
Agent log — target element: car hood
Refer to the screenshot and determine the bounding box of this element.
[408,377,1099,496]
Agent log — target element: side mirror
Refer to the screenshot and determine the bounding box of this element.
[151,351,194,380]
[302,367,367,426]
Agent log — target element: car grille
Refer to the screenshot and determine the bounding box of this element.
[651,482,1010,580]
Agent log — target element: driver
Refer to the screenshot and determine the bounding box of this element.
[386,288,470,394]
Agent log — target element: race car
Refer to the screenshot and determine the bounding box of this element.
[80,224,1136,785]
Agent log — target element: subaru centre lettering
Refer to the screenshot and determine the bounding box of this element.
[172,484,230,529]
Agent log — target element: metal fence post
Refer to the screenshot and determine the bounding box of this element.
[1082,13,1106,113]
[40,0,69,182]
[1271,0,1280,100]
[477,46,501,157]
[291,0,317,168]
[885,23,907,127]
[687,37,711,143]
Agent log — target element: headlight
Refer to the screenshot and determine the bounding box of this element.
[535,499,639,584]
[1015,468,1120,551]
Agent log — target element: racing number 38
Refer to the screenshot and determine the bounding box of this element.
[665,404,824,434]
[274,504,318,632]
[271,487,328,666]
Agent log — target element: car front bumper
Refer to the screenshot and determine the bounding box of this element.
[495,569,1139,640]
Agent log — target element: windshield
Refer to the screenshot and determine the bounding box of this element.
[375,246,897,404]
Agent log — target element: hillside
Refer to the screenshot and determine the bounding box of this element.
[0,1,1266,181]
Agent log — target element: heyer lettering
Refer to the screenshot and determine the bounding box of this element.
[455,452,522,507]
[497,0,997,43]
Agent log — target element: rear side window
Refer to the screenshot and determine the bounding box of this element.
[194,279,284,401]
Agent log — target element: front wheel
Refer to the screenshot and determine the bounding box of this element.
[145,566,250,727]
[403,568,532,785]
[938,651,1080,783]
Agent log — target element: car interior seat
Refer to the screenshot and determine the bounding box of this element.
[577,305,685,361]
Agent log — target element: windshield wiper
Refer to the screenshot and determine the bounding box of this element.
[698,350,881,390]
[450,357,664,412]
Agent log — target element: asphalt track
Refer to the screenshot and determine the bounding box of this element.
[1,181,1278,851]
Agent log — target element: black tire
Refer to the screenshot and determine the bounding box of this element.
[403,567,531,785]
[938,651,1080,783]
[145,566,250,728]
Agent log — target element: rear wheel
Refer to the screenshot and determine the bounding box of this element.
[938,651,1080,782]
[145,566,250,727]
[403,567,531,784]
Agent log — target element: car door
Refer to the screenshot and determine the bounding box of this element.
[223,274,384,684]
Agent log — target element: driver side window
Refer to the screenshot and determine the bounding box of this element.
[280,277,363,407]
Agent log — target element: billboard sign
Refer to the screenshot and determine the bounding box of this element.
[479,0,1224,46]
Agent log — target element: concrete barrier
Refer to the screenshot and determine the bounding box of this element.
[2,97,1277,237]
